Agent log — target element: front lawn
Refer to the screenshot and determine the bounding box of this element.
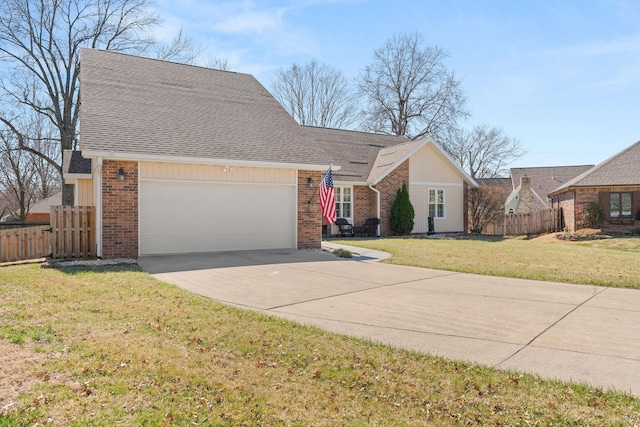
[1,264,639,425]
[336,234,640,288]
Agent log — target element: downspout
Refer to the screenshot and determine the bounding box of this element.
[95,157,103,258]
[368,183,381,237]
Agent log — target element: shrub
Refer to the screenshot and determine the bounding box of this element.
[390,183,415,235]
[334,248,352,258]
[584,202,603,228]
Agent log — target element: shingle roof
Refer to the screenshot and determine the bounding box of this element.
[300,126,408,182]
[510,165,593,199]
[476,178,513,195]
[550,141,640,195]
[63,150,92,175]
[29,192,62,213]
[79,48,332,167]
[368,139,426,183]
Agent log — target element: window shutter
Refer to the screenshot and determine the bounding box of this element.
[634,191,640,220]
[598,191,610,219]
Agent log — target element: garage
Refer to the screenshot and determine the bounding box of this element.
[139,164,297,255]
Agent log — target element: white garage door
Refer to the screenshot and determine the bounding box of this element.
[140,180,296,255]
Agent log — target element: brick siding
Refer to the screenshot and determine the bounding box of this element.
[354,185,377,231]
[102,160,138,258]
[298,170,322,249]
[555,185,640,233]
[374,160,409,236]
[553,191,576,232]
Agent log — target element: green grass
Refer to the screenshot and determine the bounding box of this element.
[0,264,639,425]
[336,234,640,288]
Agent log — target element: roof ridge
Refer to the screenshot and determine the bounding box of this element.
[301,125,409,138]
[81,47,245,76]
[549,140,640,195]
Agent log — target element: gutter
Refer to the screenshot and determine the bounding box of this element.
[368,183,381,237]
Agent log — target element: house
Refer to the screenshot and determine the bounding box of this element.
[70,48,476,259]
[301,126,476,236]
[549,141,640,233]
[478,166,593,214]
[25,192,62,222]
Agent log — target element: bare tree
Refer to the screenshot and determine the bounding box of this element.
[0,129,37,221]
[205,56,231,71]
[271,59,358,129]
[0,0,194,205]
[357,32,468,139]
[438,124,526,179]
[468,186,506,233]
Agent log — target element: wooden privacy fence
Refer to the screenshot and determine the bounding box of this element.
[484,208,562,236]
[50,206,96,259]
[0,225,51,263]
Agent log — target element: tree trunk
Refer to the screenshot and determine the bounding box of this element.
[63,183,75,206]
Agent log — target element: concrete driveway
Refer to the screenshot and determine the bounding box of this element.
[139,248,640,396]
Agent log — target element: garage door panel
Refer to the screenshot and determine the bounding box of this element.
[140,180,295,255]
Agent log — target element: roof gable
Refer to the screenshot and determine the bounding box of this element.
[29,192,62,213]
[300,126,408,182]
[510,165,593,199]
[550,140,640,195]
[63,150,92,178]
[79,49,331,168]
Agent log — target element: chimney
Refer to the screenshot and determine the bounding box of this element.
[519,176,532,214]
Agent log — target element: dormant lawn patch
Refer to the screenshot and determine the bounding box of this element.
[338,234,640,289]
[1,264,639,425]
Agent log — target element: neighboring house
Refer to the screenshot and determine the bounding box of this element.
[549,141,640,233]
[26,192,62,222]
[479,166,593,214]
[69,49,476,259]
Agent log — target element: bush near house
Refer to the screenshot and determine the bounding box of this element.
[390,183,414,235]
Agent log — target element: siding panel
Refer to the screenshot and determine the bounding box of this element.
[140,162,296,184]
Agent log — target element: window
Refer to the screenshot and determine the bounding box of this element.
[335,186,352,219]
[609,192,632,218]
[428,189,445,218]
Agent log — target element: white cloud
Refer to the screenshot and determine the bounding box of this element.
[216,8,287,34]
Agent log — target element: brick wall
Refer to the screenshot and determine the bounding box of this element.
[375,160,409,236]
[577,186,640,233]
[354,185,377,230]
[553,191,576,231]
[555,185,640,233]
[102,160,138,258]
[298,170,322,249]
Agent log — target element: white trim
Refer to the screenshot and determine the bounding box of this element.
[63,172,92,180]
[369,138,478,188]
[334,185,354,223]
[368,184,381,236]
[81,149,339,172]
[428,187,446,220]
[335,180,368,186]
[411,181,463,187]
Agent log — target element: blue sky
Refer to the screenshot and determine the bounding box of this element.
[153,0,640,169]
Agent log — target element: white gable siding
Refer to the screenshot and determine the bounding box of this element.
[409,144,465,233]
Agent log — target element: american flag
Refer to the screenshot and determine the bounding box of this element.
[319,169,336,224]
